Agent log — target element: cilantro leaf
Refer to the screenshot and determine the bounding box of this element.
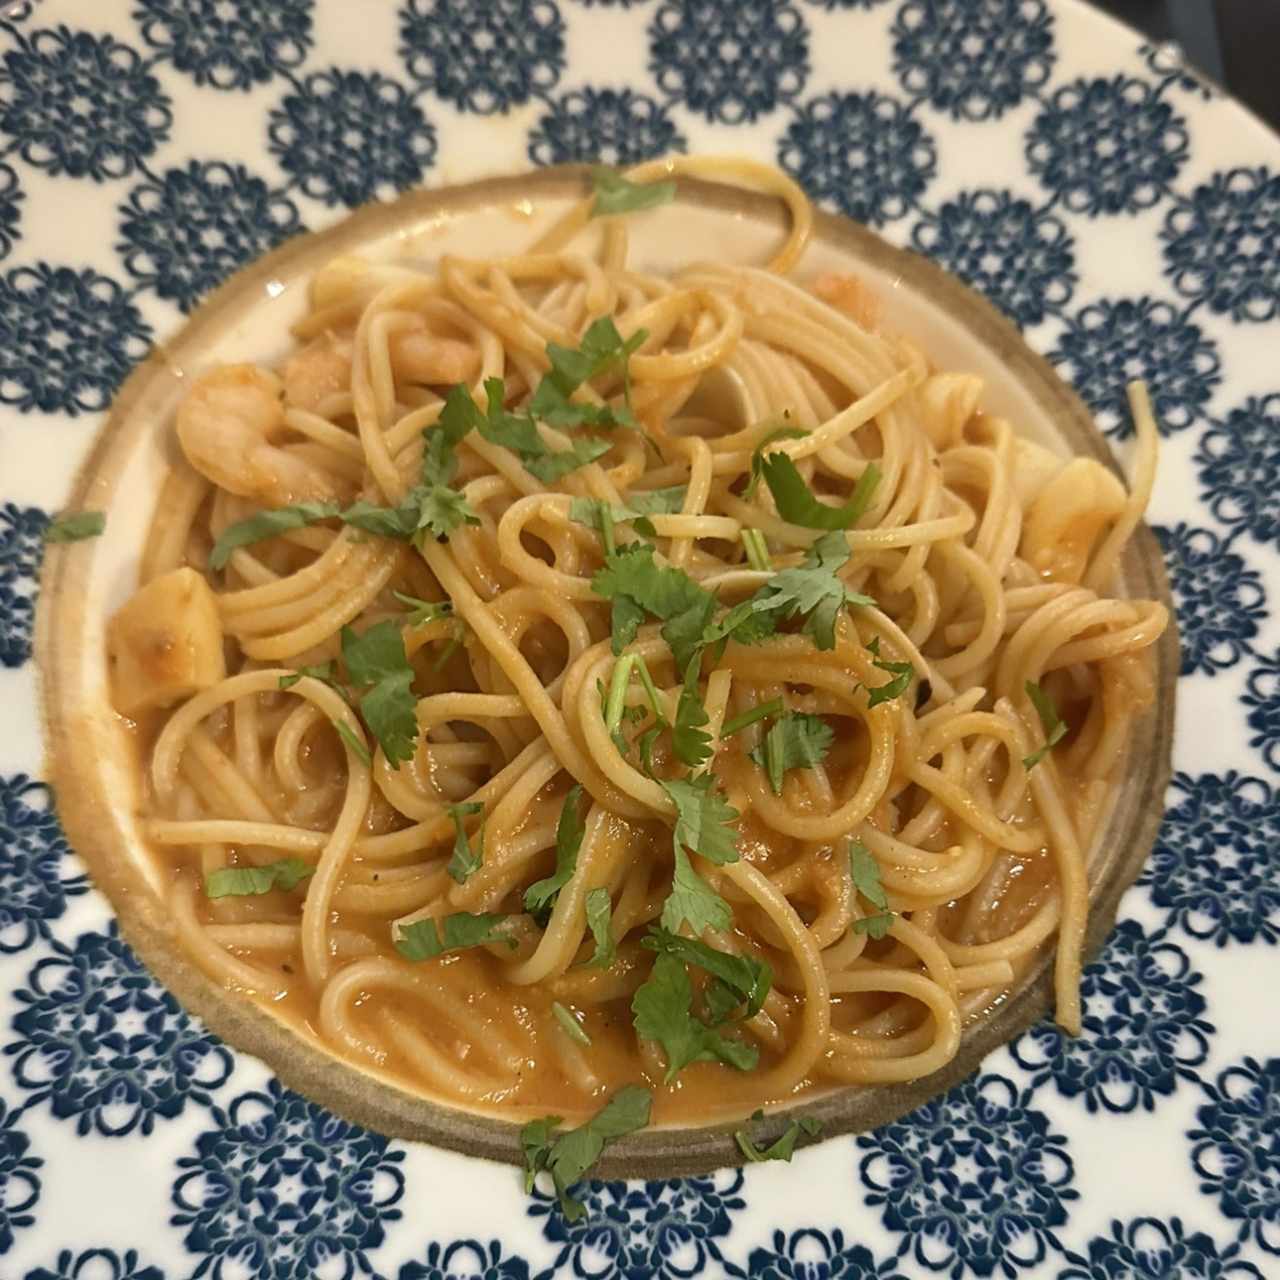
[749,530,873,650]
[583,887,617,968]
[661,595,719,672]
[427,385,481,485]
[341,621,419,767]
[530,316,646,429]
[569,487,686,541]
[205,857,314,899]
[591,167,677,218]
[849,839,894,939]
[338,497,420,540]
[749,712,834,795]
[393,591,454,627]
[525,785,587,915]
[394,912,515,961]
[865,636,914,707]
[1023,680,1068,769]
[672,654,712,769]
[526,1085,653,1222]
[44,511,105,543]
[474,377,611,483]
[642,927,771,1018]
[210,501,342,570]
[661,846,732,935]
[445,801,485,885]
[735,1113,822,1163]
[760,454,880,531]
[632,952,759,1082]
[414,484,480,540]
[661,773,741,866]
[745,426,808,499]
[278,661,340,691]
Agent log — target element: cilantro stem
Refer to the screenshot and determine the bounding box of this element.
[721,697,784,738]
[551,1001,592,1046]
[600,505,617,557]
[632,656,666,723]
[604,655,637,733]
[431,626,463,672]
[741,528,772,573]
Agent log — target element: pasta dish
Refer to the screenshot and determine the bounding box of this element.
[102,158,1168,1173]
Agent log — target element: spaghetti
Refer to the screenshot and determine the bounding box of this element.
[107,158,1168,1126]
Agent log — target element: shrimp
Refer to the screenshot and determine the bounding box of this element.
[284,330,354,412]
[176,364,346,507]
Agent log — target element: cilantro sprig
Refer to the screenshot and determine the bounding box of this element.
[865,636,915,708]
[521,1085,653,1221]
[445,801,485,884]
[341,621,420,767]
[672,654,712,768]
[849,839,894,939]
[582,887,617,969]
[205,857,314,899]
[734,1111,822,1163]
[749,712,834,795]
[760,454,880,531]
[44,511,105,543]
[1023,680,1068,769]
[524,785,588,917]
[531,316,645,430]
[591,167,676,218]
[394,912,515,961]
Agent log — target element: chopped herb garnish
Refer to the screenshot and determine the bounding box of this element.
[745,426,808,499]
[1023,679,1068,769]
[520,1085,653,1221]
[734,1112,822,1163]
[721,697,784,739]
[445,801,485,885]
[661,772,741,867]
[530,316,646,430]
[525,785,587,915]
[341,621,419,767]
[865,636,914,708]
[278,661,340,691]
[663,846,732,935]
[740,527,772,573]
[591,166,677,218]
[334,720,372,767]
[749,529,874,650]
[569,486,686,541]
[749,712,834,795]
[209,501,341,569]
[672,654,712,768]
[394,912,515,961]
[582,887,617,968]
[44,511,105,543]
[392,590,454,627]
[205,857,314,899]
[849,839,894,939]
[642,927,771,1019]
[760,453,880,531]
[551,1001,592,1046]
[632,951,759,1082]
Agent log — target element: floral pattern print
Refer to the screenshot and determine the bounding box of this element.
[0,503,46,668]
[1196,396,1280,550]
[1057,1218,1265,1280]
[528,87,685,166]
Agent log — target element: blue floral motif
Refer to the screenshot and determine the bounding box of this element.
[1188,1058,1280,1256]
[6,924,233,1136]
[857,1073,1076,1279]
[1026,76,1188,215]
[1154,523,1266,675]
[1196,395,1280,549]
[1162,168,1280,323]
[0,162,22,259]
[1057,1217,1264,1280]
[891,0,1054,121]
[532,1169,744,1279]
[1244,650,1280,773]
[1139,41,1216,101]
[650,0,809,125]
[780,91,936,226]
[0,25,172,181]
[399,0,565,115]
[1141,772,1280,946]
[0,1098,41,1253]
[398,1239,531,1280]
[0,502,47,667]
[268,68,436,208]
[911,189,1075,327]
[0,262,151,416]
[528,87,685,167]
[25,1248,165,1280]
[1010,919,1212,1112]
[729,1229,908,1280]
[0,774,88,953]
[172,1078,405,1280]
[118,160,302,313]
[1049,296,1219,438]
[133,0,313,90]
[803,0,891,8]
